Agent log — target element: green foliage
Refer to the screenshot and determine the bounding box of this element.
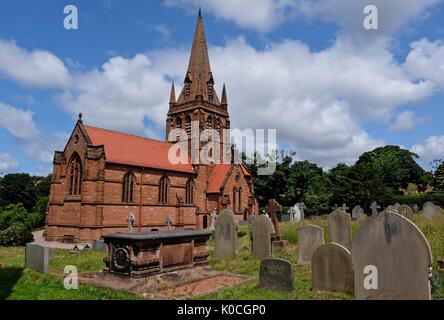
[0,203,40,230]
[33,175,52,198]
[0,173,37,212]
[434,162,444,191]
[0,223,34,246]
[34,196,48,227]
[355,145,426,191]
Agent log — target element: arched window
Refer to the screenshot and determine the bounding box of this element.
[215,117,221,134]
[206,115,213,129]
[232,187,237,212]
[238,188,242,212]
[176,116,182,129]
[159,176,170,204]
[68,153,82,196]
[185,115,192,135]
[185,178,195,204]
[122,171,135,203]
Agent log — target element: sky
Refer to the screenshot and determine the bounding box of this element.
[0,0,444,176]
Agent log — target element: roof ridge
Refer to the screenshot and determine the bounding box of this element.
[84,125,170,145]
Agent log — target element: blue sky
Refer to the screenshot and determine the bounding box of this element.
[0,0,444,175]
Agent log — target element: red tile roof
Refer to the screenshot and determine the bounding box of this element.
[207,164,251,193]
[84,125,195,174]
[207,164,231,193]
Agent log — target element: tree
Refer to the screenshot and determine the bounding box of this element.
[434,161,444,191]
[33,174,52,198]
[354,146,426,192]
[0,173,37,211]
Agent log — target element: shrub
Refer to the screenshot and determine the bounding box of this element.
[0,203,37,230]
[0,223,34,246]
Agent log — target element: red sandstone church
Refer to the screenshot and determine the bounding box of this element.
[45,12,259,242]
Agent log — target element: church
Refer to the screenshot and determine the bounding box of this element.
[44,11,259,242]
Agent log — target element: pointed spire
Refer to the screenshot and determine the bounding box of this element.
[176,9,220,105]
[221,83,227,106]
[169,82,176,104]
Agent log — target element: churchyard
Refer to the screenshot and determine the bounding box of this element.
[1,210,443,300]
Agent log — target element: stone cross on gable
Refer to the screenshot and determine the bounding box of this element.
[166,216,173,230]
[264,199,283,240]
[341,203,349,213]
[127,213,135,233]
[370,201,381,216]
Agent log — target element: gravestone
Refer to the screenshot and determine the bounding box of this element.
[25,243,49,274]
[264,199,287,246]
[422,201,441,217]
[297,224,324,265]
[386,205,398,213]
[398,204,413,220]
[166,216,173,230]
[210,209,218,232]
[352,211,432,300]
[287,207,296,222]
[92,240,107,251]
[370,201,381,216]
[312,243,354,293]
[127,213,135,232]
[328,209,352,250]
[259,258,294,292]
[251,214,275,259]
[214,209,237,259]
[340,203,349,214]
[351,205,366,222]
[299,202,306,222]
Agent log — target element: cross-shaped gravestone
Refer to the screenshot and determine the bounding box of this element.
[340,203,349,213]
[210,209,218,232]
[264,199,287,245]
[127,213,135,233]
[287,207,296,222]
[166,216,173,230]
[370,201,381,216]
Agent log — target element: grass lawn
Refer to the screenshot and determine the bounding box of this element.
[0,214,443,300]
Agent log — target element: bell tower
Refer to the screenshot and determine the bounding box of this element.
[166,10,230,164]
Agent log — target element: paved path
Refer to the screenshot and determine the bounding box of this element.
[32,230,91,249]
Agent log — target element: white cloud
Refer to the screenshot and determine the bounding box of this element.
[389,111,424,132]
[155,24,172,39]
[412,136,444,162]
[0,39,70,89]
[0,103,40,139]
[0,153,19,174]
[404,38,444,90]
[0,102,65,173]
[58,54,170,135]
[164,0,295,32]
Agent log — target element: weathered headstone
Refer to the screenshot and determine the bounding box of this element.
[300,202,306,222]
[214,209,237,259]
[386,205,398,213]
[264,199,287,246]
[210,208,218,232]
[422,201,441,217]
[398,204,413,220]
[312,243,354,293]
[297,224,324,265]
[287,207,296,222]
[351,205,365,221]
[166,216,173,230]
[127,213,135,232]
[370,201,381,216]
[352,211,433,300]
[92,240,107,251]
[25,244,49,274]
[260,258,294,292]
[340,203,349,214]
[251,214,275,259]
[328,209,352,250]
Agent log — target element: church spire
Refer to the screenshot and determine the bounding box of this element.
[221,83,227,106]
[176,10,220,105]
[169,82,176,105]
